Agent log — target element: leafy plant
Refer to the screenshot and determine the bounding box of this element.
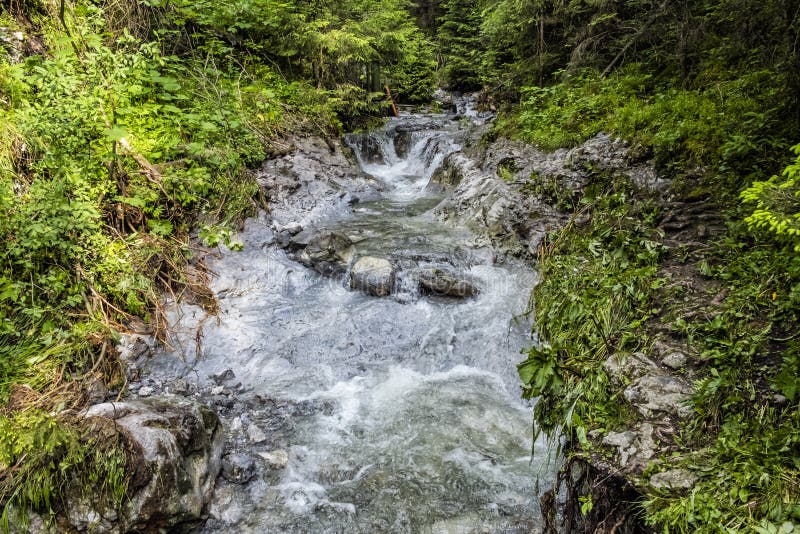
[741,145,800,251]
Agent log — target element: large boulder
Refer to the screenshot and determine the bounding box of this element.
[350,256,395,296]
[417,268,479,298]
[70,396,223,532]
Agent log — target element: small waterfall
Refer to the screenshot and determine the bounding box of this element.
[345,116,461,194]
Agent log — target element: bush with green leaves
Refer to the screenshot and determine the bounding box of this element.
[741,145,800,251]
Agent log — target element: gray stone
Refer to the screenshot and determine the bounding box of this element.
[350,256,395,297]
[171,378,189,395]
[601,425,656,468]
[137,386,154,397]
[603,352,659,385]
[624,374,693,418]
[296,231,355,275]
[258,450,289,470]
[221,453,256,484]
[247,424,267,444]
[116,334,155,379]
[211,385,225,395]
[650,469,697,490]
[75,397,223,532]
[417,268,479,298]
[662,351,688,369]
[211,369,236,385]
[283,221,304,235]
[602,431,637,449]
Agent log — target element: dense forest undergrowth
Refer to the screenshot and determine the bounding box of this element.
[1,0,799,531]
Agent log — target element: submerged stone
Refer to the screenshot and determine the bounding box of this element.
[221,453,256,484]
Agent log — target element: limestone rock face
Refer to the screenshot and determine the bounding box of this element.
[350,256,395,296]
[70,396,223,532]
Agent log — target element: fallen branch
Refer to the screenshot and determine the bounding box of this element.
[117,136,163,182]
[384,85,399,117]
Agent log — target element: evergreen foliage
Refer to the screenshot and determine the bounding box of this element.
[436,0,483,90]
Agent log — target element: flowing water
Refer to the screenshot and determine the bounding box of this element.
[148,110,553,532]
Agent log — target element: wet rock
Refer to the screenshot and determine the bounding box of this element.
[349,134,387,165]
[74,397,223,532]
[393,130,413,159]
[211,369,236,385]
[247,424,268,444]
[417,268,479,298]
[258,450,289,470]
[275,231,292,249]
[650,469,697,490]
[171,378,189,395]
[116,334,155,378]
[431,132,665,260]
[0,28,25,63]
[211,385,225,395]
[274,221,303,236]
[285,229,313,251]
[258,135,383,227]
[137,386,154,397]
[624,374,693,418]
[296,231,355,275]
[230,416,243,432]
[221,453,256,484]
[350,256,395,297]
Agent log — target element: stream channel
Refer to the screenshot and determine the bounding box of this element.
[145,106,554,533]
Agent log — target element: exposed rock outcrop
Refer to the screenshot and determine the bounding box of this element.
[258,136,384,227]
[66,397,223,532]
[430,133,663,259]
